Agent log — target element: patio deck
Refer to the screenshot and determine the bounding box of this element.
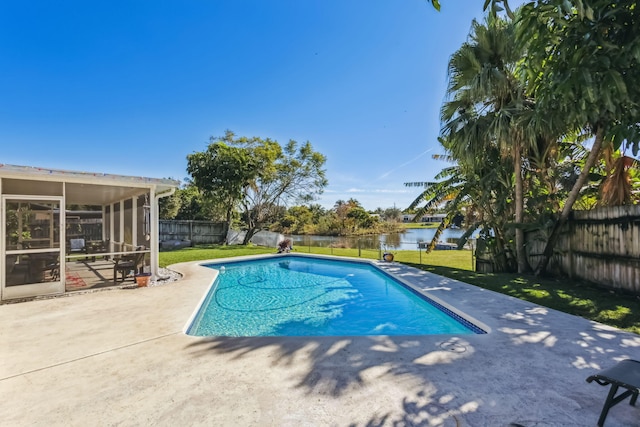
[1,257,639,426]
[65,259,139,291]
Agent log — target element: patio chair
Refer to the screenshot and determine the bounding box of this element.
[67,238,87,257]
[87,240,109,262]
[586,359,640,426]
[113,246,145,284]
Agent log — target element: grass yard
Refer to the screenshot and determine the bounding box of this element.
[399,222,440,229]
[408,264,640,335]
[159,244,274,266]
[159,244,640,335]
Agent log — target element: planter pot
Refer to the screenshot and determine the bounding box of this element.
[135,273,151,287]
[383,252,394,262]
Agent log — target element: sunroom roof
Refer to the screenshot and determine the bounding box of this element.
[0,164,179,205]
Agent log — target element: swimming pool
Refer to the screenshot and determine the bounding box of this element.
[186,255,486,337]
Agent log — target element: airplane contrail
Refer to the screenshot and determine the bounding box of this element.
[377,148,433,180]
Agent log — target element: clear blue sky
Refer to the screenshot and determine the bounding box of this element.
[0,1,511,211]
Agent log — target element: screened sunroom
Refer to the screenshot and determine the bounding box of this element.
[0,164,178,301]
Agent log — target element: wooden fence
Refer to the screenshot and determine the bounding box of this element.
[525,205,640,294]
[159,220,226,245]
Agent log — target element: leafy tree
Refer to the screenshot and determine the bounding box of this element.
[382,207,402,222]
[239,138,327,243]
[175,185,206,220]
[179,184,228,221]
[159,180,230,222]
[275,205,314,235]
[428,0,515,17]
[346,207,376,232]
[158,185,181,220]
[307,204,327,221]
[332,199,364,235]
[187,131,327,244]
[187,133,260,242]
[518,0,640,274]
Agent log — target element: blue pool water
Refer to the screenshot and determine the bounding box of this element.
[187,256,485,337]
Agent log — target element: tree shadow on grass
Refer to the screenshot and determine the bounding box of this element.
[404,263,640,334]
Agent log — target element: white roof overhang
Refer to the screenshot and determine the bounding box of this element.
[0,164,179,205]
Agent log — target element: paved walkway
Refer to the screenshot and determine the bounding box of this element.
[1,255,639,426]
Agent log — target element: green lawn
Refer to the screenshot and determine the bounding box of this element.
[159,244,274,266]
[159,245,640,335]
[399,222,440,229]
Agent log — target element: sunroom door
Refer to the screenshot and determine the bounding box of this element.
[2,197,64,300]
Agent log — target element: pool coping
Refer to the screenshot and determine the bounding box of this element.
[1,253,639,426]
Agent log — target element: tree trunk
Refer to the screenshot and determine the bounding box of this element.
[514,143,530,273]
[427,217,449,253]
[242,227,258,245]
[241,204,256,245]
[534,125,605,275]
[493,226,512,272]
[223,209,233,245]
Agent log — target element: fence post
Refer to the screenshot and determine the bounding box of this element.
[358,239,361,257]
[470,239,475,271]
[189,220,193,242]
[567,223,574,279]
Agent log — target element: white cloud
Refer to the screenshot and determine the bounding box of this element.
[373,189,411,194]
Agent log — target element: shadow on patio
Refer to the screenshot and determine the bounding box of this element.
[183,302,640,426]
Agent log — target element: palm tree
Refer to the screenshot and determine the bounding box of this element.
[440,15,536,273]
[598,149,636,207]
[406,147,517,271]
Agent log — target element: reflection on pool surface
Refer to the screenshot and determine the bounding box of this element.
[187,255,486,337]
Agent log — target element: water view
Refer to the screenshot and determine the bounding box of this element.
[290,227,470,251]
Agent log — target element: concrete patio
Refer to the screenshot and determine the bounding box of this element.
[1,256,639,426]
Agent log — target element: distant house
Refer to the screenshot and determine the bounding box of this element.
[402,213,447,223]
[402,214,415,223]
[420,213,447,223]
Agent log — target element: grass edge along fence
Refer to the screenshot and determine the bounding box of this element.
[159,244,640,335]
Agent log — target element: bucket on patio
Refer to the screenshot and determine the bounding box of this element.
[135,273,152,287]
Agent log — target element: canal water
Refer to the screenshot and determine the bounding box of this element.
[290,227,469,251]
